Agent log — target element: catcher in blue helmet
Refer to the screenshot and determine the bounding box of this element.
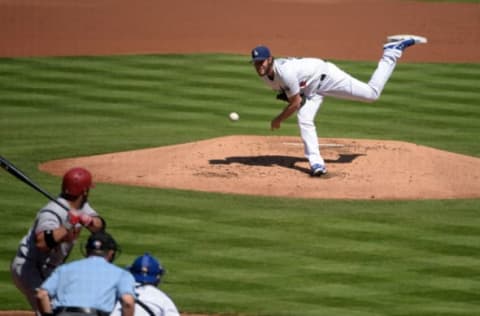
[129,253,164,286]
[110,253,180,316]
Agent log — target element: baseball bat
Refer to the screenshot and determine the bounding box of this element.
[0,155,69,211]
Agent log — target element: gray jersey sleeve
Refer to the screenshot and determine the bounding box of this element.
[33,200,100,235]
[80,202,99,217]
[34,209,64,234]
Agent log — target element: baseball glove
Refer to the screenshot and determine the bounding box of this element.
[276,91,289,102]
[276,92,307,106]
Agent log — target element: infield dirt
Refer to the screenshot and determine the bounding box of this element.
[40,136,480,200]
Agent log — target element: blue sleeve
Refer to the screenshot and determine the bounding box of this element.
[40,267,61,297]
[117,271,136,298]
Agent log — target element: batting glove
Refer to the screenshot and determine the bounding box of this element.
[79,214,93,227]
[64,210,80,230]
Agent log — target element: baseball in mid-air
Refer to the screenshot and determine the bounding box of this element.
[229,112,239,121]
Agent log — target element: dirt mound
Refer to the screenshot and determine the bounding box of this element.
[39,136,480,200]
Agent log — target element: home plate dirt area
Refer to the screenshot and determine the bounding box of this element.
[39,136,480,200]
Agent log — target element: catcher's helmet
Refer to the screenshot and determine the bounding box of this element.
[62,167,94,197]
[129,253,164,285]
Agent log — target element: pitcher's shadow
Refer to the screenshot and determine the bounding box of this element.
[209,154,364,175]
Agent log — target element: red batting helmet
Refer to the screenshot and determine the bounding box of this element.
[62,167,94,196]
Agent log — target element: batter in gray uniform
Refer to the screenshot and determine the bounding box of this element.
[10,167,106,313]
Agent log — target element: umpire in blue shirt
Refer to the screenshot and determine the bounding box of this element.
[36,231,136,316]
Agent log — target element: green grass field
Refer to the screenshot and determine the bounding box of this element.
[1,53,479,315]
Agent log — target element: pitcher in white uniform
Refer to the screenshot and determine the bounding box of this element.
[251,35,427,176]
[10,167,106,313]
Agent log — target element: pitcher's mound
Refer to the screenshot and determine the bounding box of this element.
[39,136,480,200]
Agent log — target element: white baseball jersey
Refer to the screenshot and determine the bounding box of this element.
[261,57,329,98]
[10,197,99,309]
[110,283,180,316]
[259,49,400,168]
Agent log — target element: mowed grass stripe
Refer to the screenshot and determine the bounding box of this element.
[1,54,480,315]
[1,54,256,119]
[103,186,480,314]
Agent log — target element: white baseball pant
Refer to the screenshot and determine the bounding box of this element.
[297,49,400,167]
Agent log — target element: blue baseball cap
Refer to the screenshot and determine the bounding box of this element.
[251,45,271,61]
